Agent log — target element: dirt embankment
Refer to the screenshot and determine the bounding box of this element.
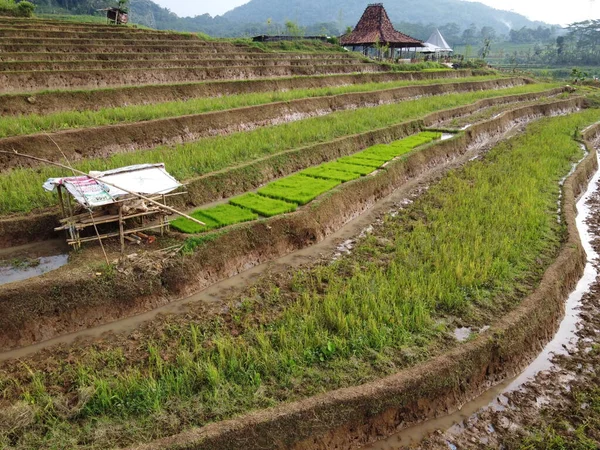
[0,63,386,94]
[0,70,491,116]
[0,89,573,249]
[129,109,599,450]
[0,30,208,40]
[0,58,366,72]
[0,97,585,355]
[0,77,533,172]
[0,37,240,48]
[0,50,282,63]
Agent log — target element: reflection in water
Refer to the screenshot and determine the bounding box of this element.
[0,254,69,286]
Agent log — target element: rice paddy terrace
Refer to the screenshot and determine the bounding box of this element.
[1,16,600,450]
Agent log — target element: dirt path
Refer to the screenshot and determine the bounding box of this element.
[372,152,600,450]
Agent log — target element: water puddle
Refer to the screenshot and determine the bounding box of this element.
[363,151,600,449]
[441,133,454,141]
[452,327,472,342]
[0,254,69,286]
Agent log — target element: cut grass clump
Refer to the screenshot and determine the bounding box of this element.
[172,204,257,233]
[258,174,340,205]
[230,193,296,217]
[301,165,361,182]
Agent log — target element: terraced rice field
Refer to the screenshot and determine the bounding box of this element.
[0,16,599,450]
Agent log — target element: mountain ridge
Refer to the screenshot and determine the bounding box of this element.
[220,0,548,35]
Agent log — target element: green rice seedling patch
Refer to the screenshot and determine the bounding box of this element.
[0,83,560,215]
[201,204,258,227]
[338,154,386,167]
[229,193,296,217]
[170,212,220,234]
[171,204,257,234]
[301,165,361,182]
[258,174,340,205]
[323,161,376,175]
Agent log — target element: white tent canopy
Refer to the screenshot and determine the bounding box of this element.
[415,29,453,53]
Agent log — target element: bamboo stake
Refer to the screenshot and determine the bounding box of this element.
[1,150,206,226]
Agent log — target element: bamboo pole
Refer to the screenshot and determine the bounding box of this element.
[1,150,206,226]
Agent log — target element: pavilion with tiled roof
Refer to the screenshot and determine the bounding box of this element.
[340,3,423,56]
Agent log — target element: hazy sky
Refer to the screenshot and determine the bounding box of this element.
[156,0,597,26]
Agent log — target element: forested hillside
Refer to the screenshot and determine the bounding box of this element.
[28,0,549,39]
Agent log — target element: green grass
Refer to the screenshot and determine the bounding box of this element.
[172,204,257,233]
[1,110,595,449]
[229,193,296,217]
[0,76,505,138]
[258,174,340,205]
[0,83,560,215]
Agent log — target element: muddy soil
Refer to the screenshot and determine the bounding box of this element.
[405,154,600,450]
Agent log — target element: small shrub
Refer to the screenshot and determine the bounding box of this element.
[17,0,35,17]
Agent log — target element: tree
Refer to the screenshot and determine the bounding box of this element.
[478,38,491,59]
[479,26,496,41]
[284,20,304,37]
[461,24,478,45]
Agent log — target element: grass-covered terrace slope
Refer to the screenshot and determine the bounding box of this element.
[0,83,560,215]
[0,109,597,449]
[0,75,505,138]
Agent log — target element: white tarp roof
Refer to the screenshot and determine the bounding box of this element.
[426,29,452,51]
[43,163,181,208]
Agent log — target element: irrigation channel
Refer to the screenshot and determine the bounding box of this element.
[363,146,600,449]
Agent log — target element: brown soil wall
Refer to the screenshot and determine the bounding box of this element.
[0,30,212,40]
[0,51,299,62]
[0,37,237,47]
[0,88,569,248]
[0,69,490,116]
[0,43,259,55]
[0,64,385,94]
[0,58,366,72]
[130,105,599,450]
[0,97,585,354]
[0,77,530,172]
